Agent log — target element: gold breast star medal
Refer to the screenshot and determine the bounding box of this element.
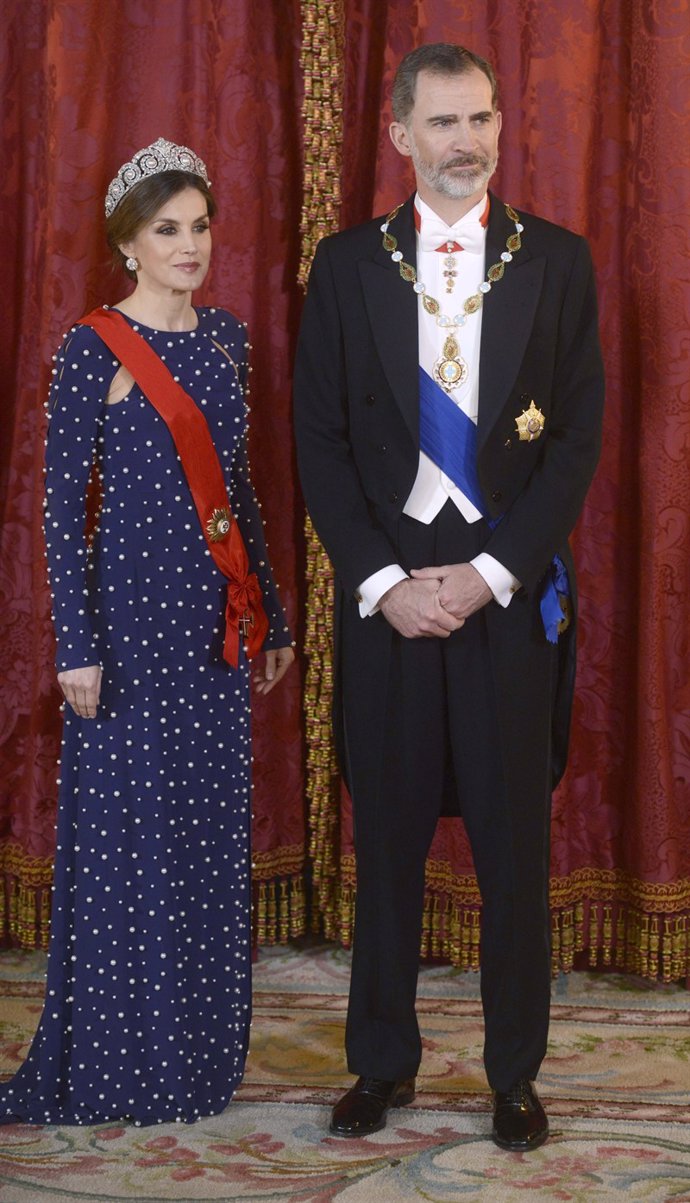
[206,506,232,541]
[433,333,469,392]
[515,399,546,442]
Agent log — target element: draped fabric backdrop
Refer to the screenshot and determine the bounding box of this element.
[0,0,307,949]
[1,0,689,981]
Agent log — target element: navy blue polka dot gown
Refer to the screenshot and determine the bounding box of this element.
[0,307,290,1126]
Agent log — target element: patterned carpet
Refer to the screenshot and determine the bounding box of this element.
[0,941,689,1201]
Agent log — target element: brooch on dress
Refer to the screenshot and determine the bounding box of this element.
[515,400,546,442]
[206,507,232,542]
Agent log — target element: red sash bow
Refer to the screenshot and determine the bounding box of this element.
[77,307,268,667]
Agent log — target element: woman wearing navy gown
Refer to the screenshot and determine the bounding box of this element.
[0,139,294,1125]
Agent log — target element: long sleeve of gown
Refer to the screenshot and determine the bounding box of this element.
[210,313,290,652]
[230,432,291,652]
[44,324,115,672]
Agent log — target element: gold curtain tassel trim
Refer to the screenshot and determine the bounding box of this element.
[301,0,348,938]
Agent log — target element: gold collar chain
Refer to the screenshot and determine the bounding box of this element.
[380,201,524,329]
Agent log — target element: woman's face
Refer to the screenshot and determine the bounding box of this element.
[120,186,212,294]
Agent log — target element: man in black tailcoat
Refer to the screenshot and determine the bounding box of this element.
[293,43,604,1150]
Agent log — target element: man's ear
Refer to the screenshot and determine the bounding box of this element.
[389,121,413,159]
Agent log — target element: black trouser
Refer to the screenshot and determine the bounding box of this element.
[342,503,553,1092]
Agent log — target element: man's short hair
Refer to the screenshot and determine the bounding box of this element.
[391,43,498,123]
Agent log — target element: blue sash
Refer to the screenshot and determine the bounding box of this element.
[418,366,569,643]
[539,556,571,643]
[419,365,485,514]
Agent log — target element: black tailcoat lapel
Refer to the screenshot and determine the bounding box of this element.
[478,194,545,449]
[358,198,419,444]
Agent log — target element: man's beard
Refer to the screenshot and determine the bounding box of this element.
[411,146,498,200]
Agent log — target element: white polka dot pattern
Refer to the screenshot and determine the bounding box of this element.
[0,308,290,1126]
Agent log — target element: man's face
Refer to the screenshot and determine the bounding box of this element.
[390,67,502,205]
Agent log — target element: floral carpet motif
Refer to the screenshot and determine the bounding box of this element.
[1,1110,690,1202]
[0,943,688,1201]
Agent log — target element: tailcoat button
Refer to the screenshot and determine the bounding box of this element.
[365,393,376,406]
[377,443,387,453]
[519,392,530,404]
[491,489,502,502]
[388,490,399,503]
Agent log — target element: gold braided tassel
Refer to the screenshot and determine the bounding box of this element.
[0,844,54,950]
[298,0,345,937]
[298,0,344,289]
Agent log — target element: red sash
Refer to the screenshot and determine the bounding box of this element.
[77,307,268,667]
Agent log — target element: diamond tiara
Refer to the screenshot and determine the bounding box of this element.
[104,137,212,218]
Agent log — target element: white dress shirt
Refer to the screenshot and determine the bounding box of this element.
[357,194,520,617]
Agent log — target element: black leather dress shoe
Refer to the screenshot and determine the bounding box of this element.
[492,1079,549,1151]
[329,1076,416,1137]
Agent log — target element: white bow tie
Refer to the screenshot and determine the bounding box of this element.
[419,215,486,257]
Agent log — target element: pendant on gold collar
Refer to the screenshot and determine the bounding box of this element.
[515,399,545,442]
[206,506,232,542]
[433,334,468,392]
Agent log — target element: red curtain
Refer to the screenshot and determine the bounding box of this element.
[327,0,690,979]
[2,0,689,978]
[0,0,306,947]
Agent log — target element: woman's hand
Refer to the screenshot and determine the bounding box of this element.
[57,664,103,718]
[252,646,295,695]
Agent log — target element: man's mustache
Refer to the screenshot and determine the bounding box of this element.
[441,156,488,170]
